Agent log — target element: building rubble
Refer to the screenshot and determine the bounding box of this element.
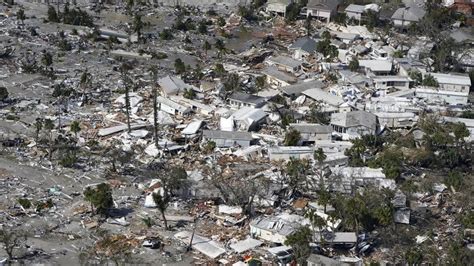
[0,0,473,265]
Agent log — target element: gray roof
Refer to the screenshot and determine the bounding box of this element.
[289,123,332,134]
[289,37,317,53]
[158,75,190,95]
[307,254,350,265]
[202,130,254,141]
[391,6,426,22]
[331,111,377,130]
[345,4,365,14]
[302,88,344,107]
[228,91,267,105]
[250,216,301,237]
[262,67,298,84]
[280,80,324,96]
[307,0,342,12]
[266,55,302,69]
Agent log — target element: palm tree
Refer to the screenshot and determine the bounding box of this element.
[152,193,169,230]
[149,66,160,149]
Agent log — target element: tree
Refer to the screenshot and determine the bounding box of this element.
[422,74,439,87]
[284,128,301,146]
[334,12,347,25]
[306,102,329,124]
[183,88,196,99]
[0,228,26,262]
[214,63,226,77]
[255,76,266,91]
[306,209,327,232]
[152,193,170,230]
[203,40,211,57]
[79,69,92,103]
[159,29,173,40]
[41,51,53,68]
[174,58,186,75]
[120,64,133,133]
[349,57,359,72]
[392,50,404,58]
[16,8,26,24]
[217,16,226,27]
[44,118,55,161]
[83,183,114,217]
[209,164,271,217]
[445,171,463,191]
[305,16,312,36]
[409,70,422,86]
[284,226,312,264]
[363,10,379,31]
[0,87,8,101]
[284,158,311,195]
[321,30,331,40]
[316,39,338,61]
[214,39,226,58]
[222,73,240,98]
[34,118,43,142]
[47,5,60,23]
[70,120,81,138]
[149,66,160,149]
[198,19,207,34]
[132,14,144,42]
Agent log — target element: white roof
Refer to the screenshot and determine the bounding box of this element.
[373,76,410,82]
[230,238,263,253]
[157,96,190,113]
[174,231,225,259]
[428,72,471,86]
[359,60,393,72]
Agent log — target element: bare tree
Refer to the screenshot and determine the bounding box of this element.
[0,228,26,263]
[149,66,160,149]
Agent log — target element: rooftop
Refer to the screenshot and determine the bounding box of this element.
[228,91,267,105]
[279,80,324,96]
[289,123,333,134]
[202,130,254,141]
[266,55,302,69]
[330,110,377,129]
[302,88,345,106]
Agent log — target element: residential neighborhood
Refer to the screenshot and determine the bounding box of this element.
[0,0,473,265]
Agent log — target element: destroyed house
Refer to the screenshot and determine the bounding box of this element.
[314,232,357,247]
[375,112,417,129]
[250,215,305,243]
[302,88,347,112]
[158,75,193,96]
[289,37,317,60]
[268,146,314,161]
[228,92,267,108]
[202,130,255,148]
[265,55,302,73]
[262,67,298,87]
[307,254,351,266]
[157,96,191,116]
[289,123,332,143]
[330,110,377,136]
[279,80,324,97]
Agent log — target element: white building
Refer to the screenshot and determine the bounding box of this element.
[266,0,293,16]
[303,0,343,23]
[373,76,411,91]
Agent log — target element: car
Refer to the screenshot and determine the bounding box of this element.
[142,239,161,249]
